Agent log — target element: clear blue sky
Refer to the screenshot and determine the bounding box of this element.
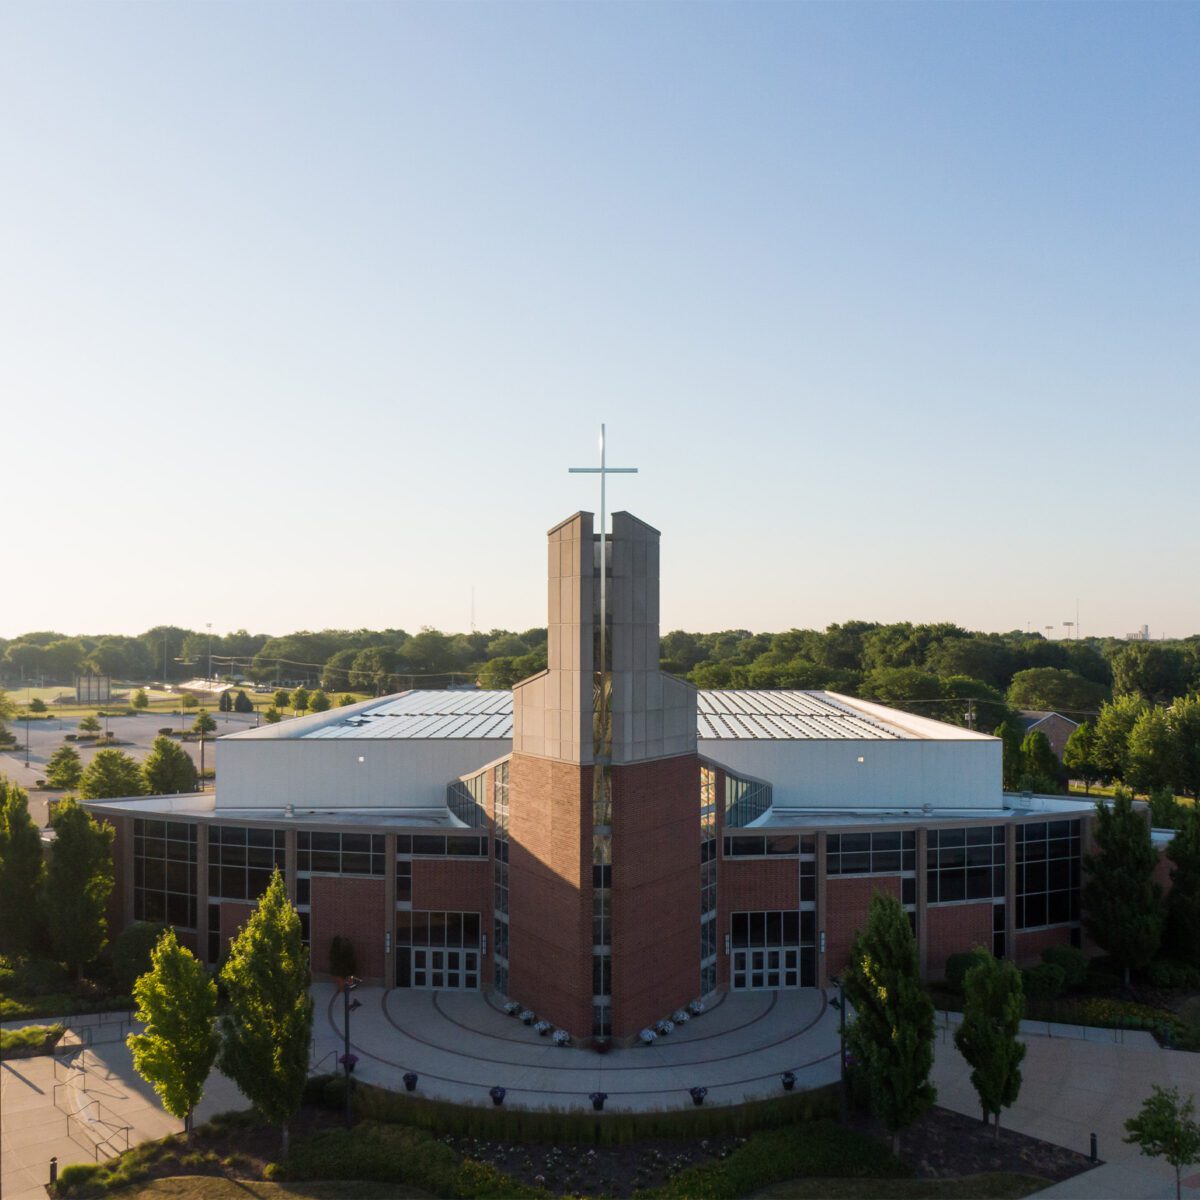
[4,2,1197,641]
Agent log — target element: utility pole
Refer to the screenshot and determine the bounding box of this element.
[206,623,213,682]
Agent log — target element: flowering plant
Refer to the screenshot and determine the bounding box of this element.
[552,1028,571,1046]
[688,998,706,1015]
[519,1009,536,1024]
[534,1019,553,1036]
[503,1000,521,1015]
[638,1028,657,1044]
[672,1009,690,1024]
[656,1019,675,1035]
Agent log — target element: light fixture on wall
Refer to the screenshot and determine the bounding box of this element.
[857,756,865,764]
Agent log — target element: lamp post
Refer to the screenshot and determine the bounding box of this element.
[830,975,847,1119]
[340,976,362,1128]
[24,709,30,768]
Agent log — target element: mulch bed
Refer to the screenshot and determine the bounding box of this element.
[849,1105,1095,1185]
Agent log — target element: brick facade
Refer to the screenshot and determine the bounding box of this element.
[310,875,388,984]
[217,901,255,958]
[824,875,902,978]
[507,753,594,1035]
[925,902,995,979]
[1014,926,1074,964]
[610,754,699,1035]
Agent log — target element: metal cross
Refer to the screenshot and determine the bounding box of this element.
[569,424,637,675]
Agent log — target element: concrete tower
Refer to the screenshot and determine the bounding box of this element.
[509,511,698,1037]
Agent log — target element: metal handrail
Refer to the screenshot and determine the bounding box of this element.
[309,1049,338,1075]
[65,1099,132,1161]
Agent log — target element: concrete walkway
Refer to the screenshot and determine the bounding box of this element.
[1,1015,241,1200]
[315,982,841,1111]
[930,1021,1200,1199]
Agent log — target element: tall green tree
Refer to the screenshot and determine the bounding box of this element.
[218,869,313,1154]
[308,690,331,713]
[273,689,290,711]
[142,735,199,794]
[1127,708,1175,794]
[1111,644,1191,706]
[128,928,219,1144]
[78,713,101,735]
[1168,696,1200,798]
[191,709,216,736]
[1082,790,1162,986]
[1006,667,1107,714]
[45,744,83,790]
[78,748,147,799]
[1063,721,1101,793]
[1166,807,1200,965]
[994,721,1024,791]
[954,953,1026,1139]
[291,687,310,715]
[0,779,46,956]
[1092,694,1149,782]
[843,892,936,1152]
[132,688,150,711]
[1124,1086,1200,1200]
[45,797,115,976]
[1019,730,1062,794]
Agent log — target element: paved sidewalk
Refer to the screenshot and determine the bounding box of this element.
[314,982,841,1111]
[930,1022,1200,1199]
[1,1019,241,1200]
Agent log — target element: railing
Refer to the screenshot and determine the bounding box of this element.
[65,1099,131,1161]
[309,1049,338,1075]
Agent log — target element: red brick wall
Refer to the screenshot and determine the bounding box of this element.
[1014,926,1073,965]
[925,903,994,979]
[507,754,593,1035]
[412,859,492,915]
[106,815,131,938]
[611,754,699,1036]
[311,875,387,984]
[825,875,902,977]
[721,860,800,913]
[218,901,255,959]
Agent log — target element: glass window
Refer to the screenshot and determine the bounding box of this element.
[134,818,198,928]
[1016,819,1080,930]
[927,826,1006,905]
[827,830,919,876]
[208,825,285,900]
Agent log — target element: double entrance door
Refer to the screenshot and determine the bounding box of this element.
[730,945,815,990]
[395,946,480,991]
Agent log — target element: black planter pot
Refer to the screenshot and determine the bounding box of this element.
[689,1087,707,1107]
[781,1072,796,1091]
[522,1016,534,1026]
[403,1072,418,1092]
[490,1086,506,1106]
[590,1092,607,1111]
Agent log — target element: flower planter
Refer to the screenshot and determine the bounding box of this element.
[489,1086,506,1106]
[592,1037,611,1055]
[590,1092,607,1111]
[338,1053,358,1074]
[520,1010,535,1026]
[403,1072,418,1092]
[689,1087,707,1106]
[781,1072,796,1091]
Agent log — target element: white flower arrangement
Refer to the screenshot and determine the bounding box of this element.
[672,1009,690,1024]
[534,1019,553,1036]
[656,1018,675,1035]
[688,998,706,1015]
[503,1000,521,1015]
[519,1009,536,1024]
[638,1027,657,1044]
[552,1028,571,1046]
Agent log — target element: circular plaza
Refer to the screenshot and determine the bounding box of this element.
[315,982,841,1112]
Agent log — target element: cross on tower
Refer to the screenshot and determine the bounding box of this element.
[569,424,638,675]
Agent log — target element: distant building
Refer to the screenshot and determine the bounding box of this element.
[1018,710,1079,760]
[85,508,1099,1041]
[1125,625,1152,641]
[75,673,111,704]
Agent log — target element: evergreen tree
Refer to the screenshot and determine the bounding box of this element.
[1019,730,1062,794]
[45,743,83,790]
[1063,721,1101,793]
[218,869,313,1154]
[78,714,101,735]
[954,952,1026,1139]
[191,709,216,736]
[132,689,150,711]
[1125,1086,1200,1200]
[843,892,936,1152]
[45,797,115,976]
[995,721,1024,791]
[0,779,46,956]
[78,748,147,799]
[233,690,254,714]
[1167,807,1200,965]
[142,735,199,795]
[218,690,233,713]
[263,708,282,724]
[1149,786,1182,830]
[1082,790,1162,986]
[128,928,219,1144]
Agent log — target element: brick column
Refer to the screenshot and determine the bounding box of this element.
[816,831,828,988]
[384,832,396,986]
[1005,821,1017,960]
[916,827,929,980]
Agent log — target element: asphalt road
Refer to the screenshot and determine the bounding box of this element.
[0,709,260,825]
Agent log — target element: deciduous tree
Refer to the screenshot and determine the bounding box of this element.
[142,735,199,794]
[954,953,1026,1139]
[79,748,147,799]
[1167,807,1200,966]
[1127,708,1175,795]
[218,870,312,1155]
[128,928,219,1143]
[132,689,150,711]
[1168,696,1200,799]
[0,779,46,956]
[1082,790,1162,986]
[45,744,83,790]
[45,797,114,976]
[1092,694,1148,783]
[1125,1086,1200,1200]
[843,892,936,1152]
[1063,721,1101,793]
[1019,730,1062,794]
[1006,667,1107,714]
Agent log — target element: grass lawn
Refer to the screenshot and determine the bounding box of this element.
[752,1174,1050,1199]
[109,1179,429,1199]
[0,1022,64,1056]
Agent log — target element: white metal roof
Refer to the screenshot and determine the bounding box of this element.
[285,688,936,742]
[696,690,906,741]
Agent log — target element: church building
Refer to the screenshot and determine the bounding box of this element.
[84,508,1098,1042]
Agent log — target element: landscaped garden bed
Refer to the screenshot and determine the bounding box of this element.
[0,1021,65,1059]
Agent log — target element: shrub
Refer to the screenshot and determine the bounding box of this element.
[111,921,167,993]
[1087,957,1123,991]
[57,1162,103,1190]
[1146,959,1200,990]
[944,950,989,992]
[1022,963,1066,1000]
[13,958,70,995]
[1042,945,1089,990]
[329,935,357,979]
[157,727,174,736]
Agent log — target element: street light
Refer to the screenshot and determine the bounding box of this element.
[339,976,362,1127]
[829,975,848,1119]
[24,709,30,768]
